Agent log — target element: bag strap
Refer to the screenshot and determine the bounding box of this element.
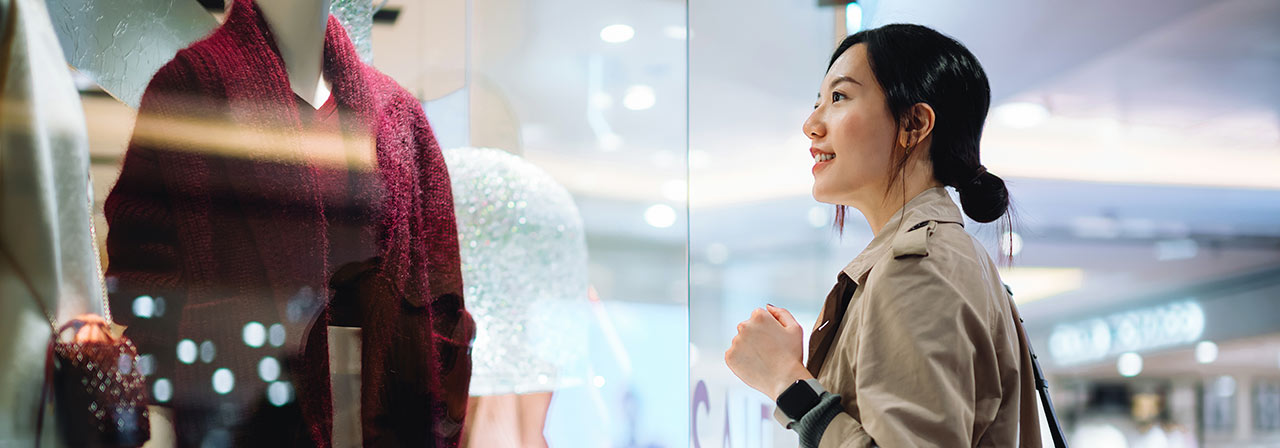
[1006,285,1069,448]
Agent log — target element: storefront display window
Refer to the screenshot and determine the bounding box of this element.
[5,1,1279,447]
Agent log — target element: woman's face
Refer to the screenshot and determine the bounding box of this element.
[803,44,900,207]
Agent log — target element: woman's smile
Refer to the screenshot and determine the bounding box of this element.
[811,147,837,174]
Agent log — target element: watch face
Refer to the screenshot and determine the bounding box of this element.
[777,380,821,421]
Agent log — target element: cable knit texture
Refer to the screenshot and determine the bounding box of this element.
[103,0,464,446]
[793,392,847,448]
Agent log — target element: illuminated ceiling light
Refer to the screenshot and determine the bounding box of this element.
[845,3,863,34]
[661,179,687,202]
[259,357,281,382]
[177,339,197,365]
[242,322,266,348]
[1195,341,1218,364]
[663,26,687,40]
[268,323,286,347]
[132,295,154,318]
[153,378,173,403]
[199,340,216,363]
[992,101,1050,129]
[999,267,1084,305]
[623,85,656,111]
[600,24,634,43]
[212,368,235,394]
[808,205,829,228]
[644,204,677,229]
[1000,231,1024,256]
[1117,352,1143,377]
[267,381,293,406]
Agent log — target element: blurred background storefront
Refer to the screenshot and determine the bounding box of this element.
[688,0,1280,447]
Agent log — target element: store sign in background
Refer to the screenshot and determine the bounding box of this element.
[1047,300,1206,366]
[690,379,779,448]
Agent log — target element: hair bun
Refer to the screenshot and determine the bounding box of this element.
[957,171,1008,223]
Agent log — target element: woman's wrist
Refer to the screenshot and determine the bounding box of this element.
[771,363,816,400]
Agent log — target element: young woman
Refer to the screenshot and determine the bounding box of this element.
[725,24,1041,447]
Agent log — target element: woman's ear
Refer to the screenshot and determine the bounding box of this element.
[896,103,936,150]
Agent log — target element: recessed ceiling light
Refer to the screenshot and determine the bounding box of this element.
[992,101,1050,129]
[1195,341,1218,364]
[600,24,634,43]
[1117,352,1143,377]
[623,85,656,110]
[845,3,863,34]
[644,204,677,228]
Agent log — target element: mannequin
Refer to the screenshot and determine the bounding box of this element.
[257,0,332,108]
[259,1,359,445]
[104,0,469,445]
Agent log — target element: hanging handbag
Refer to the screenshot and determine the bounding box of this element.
[0,195,150,447]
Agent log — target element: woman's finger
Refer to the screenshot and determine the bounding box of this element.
[766,304,800,328]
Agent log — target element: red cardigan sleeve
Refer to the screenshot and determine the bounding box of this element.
[103,58,196,374]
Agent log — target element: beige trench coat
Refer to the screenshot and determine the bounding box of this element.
[779,187,1041,447]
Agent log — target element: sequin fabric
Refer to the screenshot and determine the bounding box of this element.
[443,147,590,396]
[52,335,150,445]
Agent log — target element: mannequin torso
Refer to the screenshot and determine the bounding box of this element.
[256,0,333,108]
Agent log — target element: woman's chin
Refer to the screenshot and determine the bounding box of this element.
[811,188,835,204]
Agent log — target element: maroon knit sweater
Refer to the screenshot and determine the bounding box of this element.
[103,1,465,446]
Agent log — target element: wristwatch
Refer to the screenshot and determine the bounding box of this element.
[776,378,827,425]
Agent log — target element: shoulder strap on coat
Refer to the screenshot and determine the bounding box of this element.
[1008,286,1069,448]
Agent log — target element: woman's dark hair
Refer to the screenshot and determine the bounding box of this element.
[827,24,1011,230]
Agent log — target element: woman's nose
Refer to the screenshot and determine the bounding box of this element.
[803,110,825,140]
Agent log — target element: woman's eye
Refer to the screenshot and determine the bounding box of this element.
[832,92,847,102]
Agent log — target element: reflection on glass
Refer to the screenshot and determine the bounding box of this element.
[19,0,689,445]
[97,0,468,445]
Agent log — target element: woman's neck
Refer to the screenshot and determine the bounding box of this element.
[855,158,942,236]
[256,0,333,108]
